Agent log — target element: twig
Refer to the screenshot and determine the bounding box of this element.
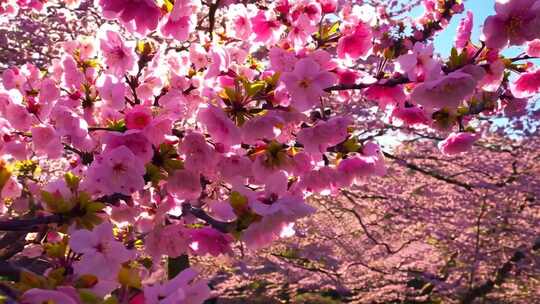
[383,152,474,191]
[0,214,64,231]
[180,203,235,233]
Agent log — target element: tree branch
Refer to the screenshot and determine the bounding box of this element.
[180,203,235,233]
[0,214,64,231]
[383,152,474,191]
[324,76,409,92]
[460,240,539,304]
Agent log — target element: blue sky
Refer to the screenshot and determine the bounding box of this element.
[411,0,496,56]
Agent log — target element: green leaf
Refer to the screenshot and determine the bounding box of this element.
[64,172,80,192]
[322,21,340,40]
[244,80,266,97]
[78,290,101,304]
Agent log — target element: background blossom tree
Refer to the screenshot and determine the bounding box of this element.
[0,0,539,303]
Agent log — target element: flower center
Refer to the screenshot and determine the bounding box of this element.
[113,163,126,173]
[298,78,311,88]
[506,16,522,35]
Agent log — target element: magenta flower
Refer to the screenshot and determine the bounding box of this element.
[21,289,78,304]
[482,0,540,49]
[167,169,202,200]
[364,85,407,109]
[390,105,429,126]
[269,47,297,73]
[161,0,198,42]
[125,105,152,130]
[83,145,146,196]
[396,43,441,82]
[510,69,540,98]
[526,39,540,56]
[198,105,241,148]
[179,132,219,174]
[103,130,154,164]
[98,28,135,76]
[97,75,127,110]
[281,58,336,111]
[297,116,351,155]
[145,224,190,259]
[227,3,253,40]
[455,11,473,50]
[251,10,283,44]
[287,13,317,48]
[190,227,234,256]
[411,71,476,112]
[69,222,134,279]
[98,0,161,34]
[438,132,479,156]
[337,22,373,60]
[143,268,210,304]
[30,125,63,159]
[337,142,386,186]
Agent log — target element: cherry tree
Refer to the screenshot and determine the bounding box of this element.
[0,0,539,303]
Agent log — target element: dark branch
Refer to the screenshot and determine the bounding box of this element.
[0,214,64,231]
[383,152,474,191]
[460,241,539,304]
[180,203,235,233]
[324,76,409,92]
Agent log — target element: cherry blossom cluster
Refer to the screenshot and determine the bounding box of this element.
[0,0,539,303]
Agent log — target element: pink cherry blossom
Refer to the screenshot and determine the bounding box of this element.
[217,155,253,183]
[167,169,202,200]
[99,28,135,76]
[438,132,479,156]
[38,78,60,104]
[455,11,473,50]
[31,125,63,158]
[98,0,161,34]
[337,142,386,186]
[297,116,351,154]
[69,222,134,279]
[190,227,233,256]
[396,43,441,82]
[479,59,505,92]
[288,14,317,48]
[390,105,430,126]
[269,47,297,73]
[83,145,146,196]
[411,71,476,112]
[103,130,153,164]
[281,58,336,111]
[198,105,241,148]
[251,10,283,44]
[227,3,253,40]
[526,39,540,56]
[125,105,152,130]
[510,69,540,98]
[161,0,198,42]
[337,22,373,60]
[1,175,22,199]
[241,115,283,144]
[364,85,407,109]
[97,75,127,110]
[5,102,33,131]
[143,268,210,304]
[143,117,173,146]
[21,289,78,304]
[179,132,219,174]
[145,223,191,259]
[482,0,540,49]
